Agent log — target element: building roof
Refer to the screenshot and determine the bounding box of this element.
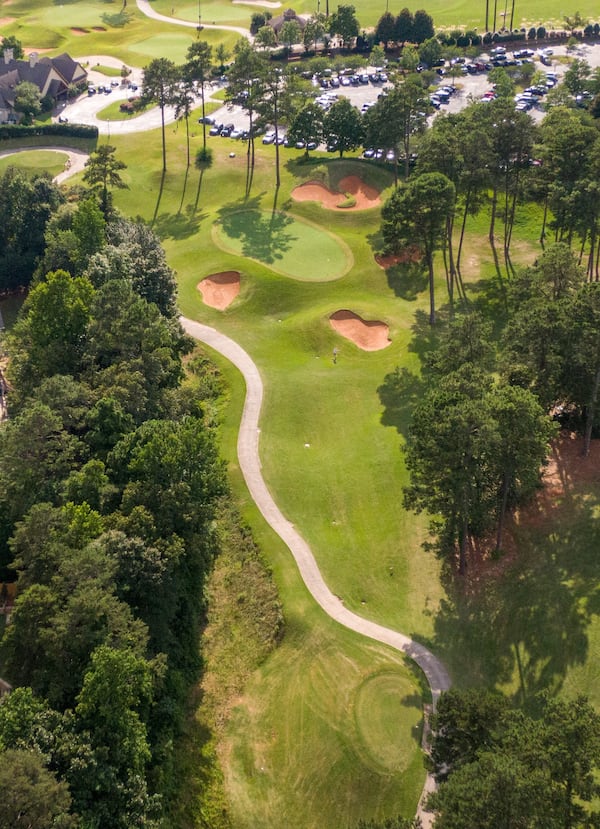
[269,8,307,32]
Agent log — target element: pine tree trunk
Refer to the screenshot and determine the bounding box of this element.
[427,250,436,325]
[583,366,600,456]
[495,471,510,555]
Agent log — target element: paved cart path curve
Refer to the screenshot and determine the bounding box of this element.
[136,0,253,39]
[181,317,451,827]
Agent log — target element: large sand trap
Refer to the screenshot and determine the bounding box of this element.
[292,175,381,211]
[198,271,240,310]
[329,309,390,351]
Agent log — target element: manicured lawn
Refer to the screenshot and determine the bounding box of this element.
[213,208,353,280]
[95,98,151,121]
[0,0,238,68]
[150,0,600,32]
[0,149,67,178]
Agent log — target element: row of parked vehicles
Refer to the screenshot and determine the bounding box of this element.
[88,81,138,96]
[316,71,389,89]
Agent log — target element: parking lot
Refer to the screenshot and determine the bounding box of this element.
[58,42,600,141]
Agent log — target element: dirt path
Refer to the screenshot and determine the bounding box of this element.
[180,316,450,827]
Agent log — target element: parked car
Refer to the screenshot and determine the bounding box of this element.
[230,128,244,139]
[198,115,216,124]
[363,147,375,158]
[220,123,235,137]
[262,131,276,144]
[209,123,224,136]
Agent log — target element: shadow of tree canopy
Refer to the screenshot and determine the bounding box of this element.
[152,205,206,240]
[101,9,133,26]
[377,309,451,440]
[386,260,429,302]
[433,486,600,704]
[217,199,295,266]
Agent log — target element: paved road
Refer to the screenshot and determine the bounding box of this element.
[136,0,253,39]
[0,146,89,184]
[180,316,451,827]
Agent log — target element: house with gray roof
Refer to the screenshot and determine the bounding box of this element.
[0,50,87,123]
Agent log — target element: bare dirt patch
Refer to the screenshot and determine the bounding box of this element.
[71,27,89,35]
[92,26,106,31]
[292,175,381,211]
[375,245,421,269]
[329,309,390,351]
[460,432,600,589]
[198,271,241,310]
[0,16,15,24]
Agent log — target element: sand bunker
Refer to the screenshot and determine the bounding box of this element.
[198,271,240,310]
[375,245,421,268]
[329,309,390,351]
[292,175,381,211]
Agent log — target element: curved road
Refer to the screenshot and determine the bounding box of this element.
[0,146,89,184]
[136,0,253,39]
[181,317,451,827]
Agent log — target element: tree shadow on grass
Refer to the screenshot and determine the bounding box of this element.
[385,260,429,302]
[376,309,450,441]
[101,9,133,26]
[152,204,206,241]
[217,196,295,266]
[433,486,600,706]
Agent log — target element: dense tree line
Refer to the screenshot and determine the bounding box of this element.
[0,159,235,826]
[428,689,600,827]
[394,237,600,570]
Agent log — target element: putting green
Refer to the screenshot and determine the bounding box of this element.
[354,671,421,773]
[213,209,352,282]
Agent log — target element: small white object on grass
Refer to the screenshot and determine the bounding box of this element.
[304,443,310,448]
[229,152,235,158]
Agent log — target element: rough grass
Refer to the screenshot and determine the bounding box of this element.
[170,497,283,829]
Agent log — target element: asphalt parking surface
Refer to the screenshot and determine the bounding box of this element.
[57,42,600,138]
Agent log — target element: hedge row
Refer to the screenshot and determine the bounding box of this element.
[0,123,98,141]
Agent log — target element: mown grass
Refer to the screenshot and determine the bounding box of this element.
[0,149,67,177]
[1,0,238,69]
[150,0,600,33]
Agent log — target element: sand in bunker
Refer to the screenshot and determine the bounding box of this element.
[292,176,381,210]
[329,310,390,351]
[198,271,240,310]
